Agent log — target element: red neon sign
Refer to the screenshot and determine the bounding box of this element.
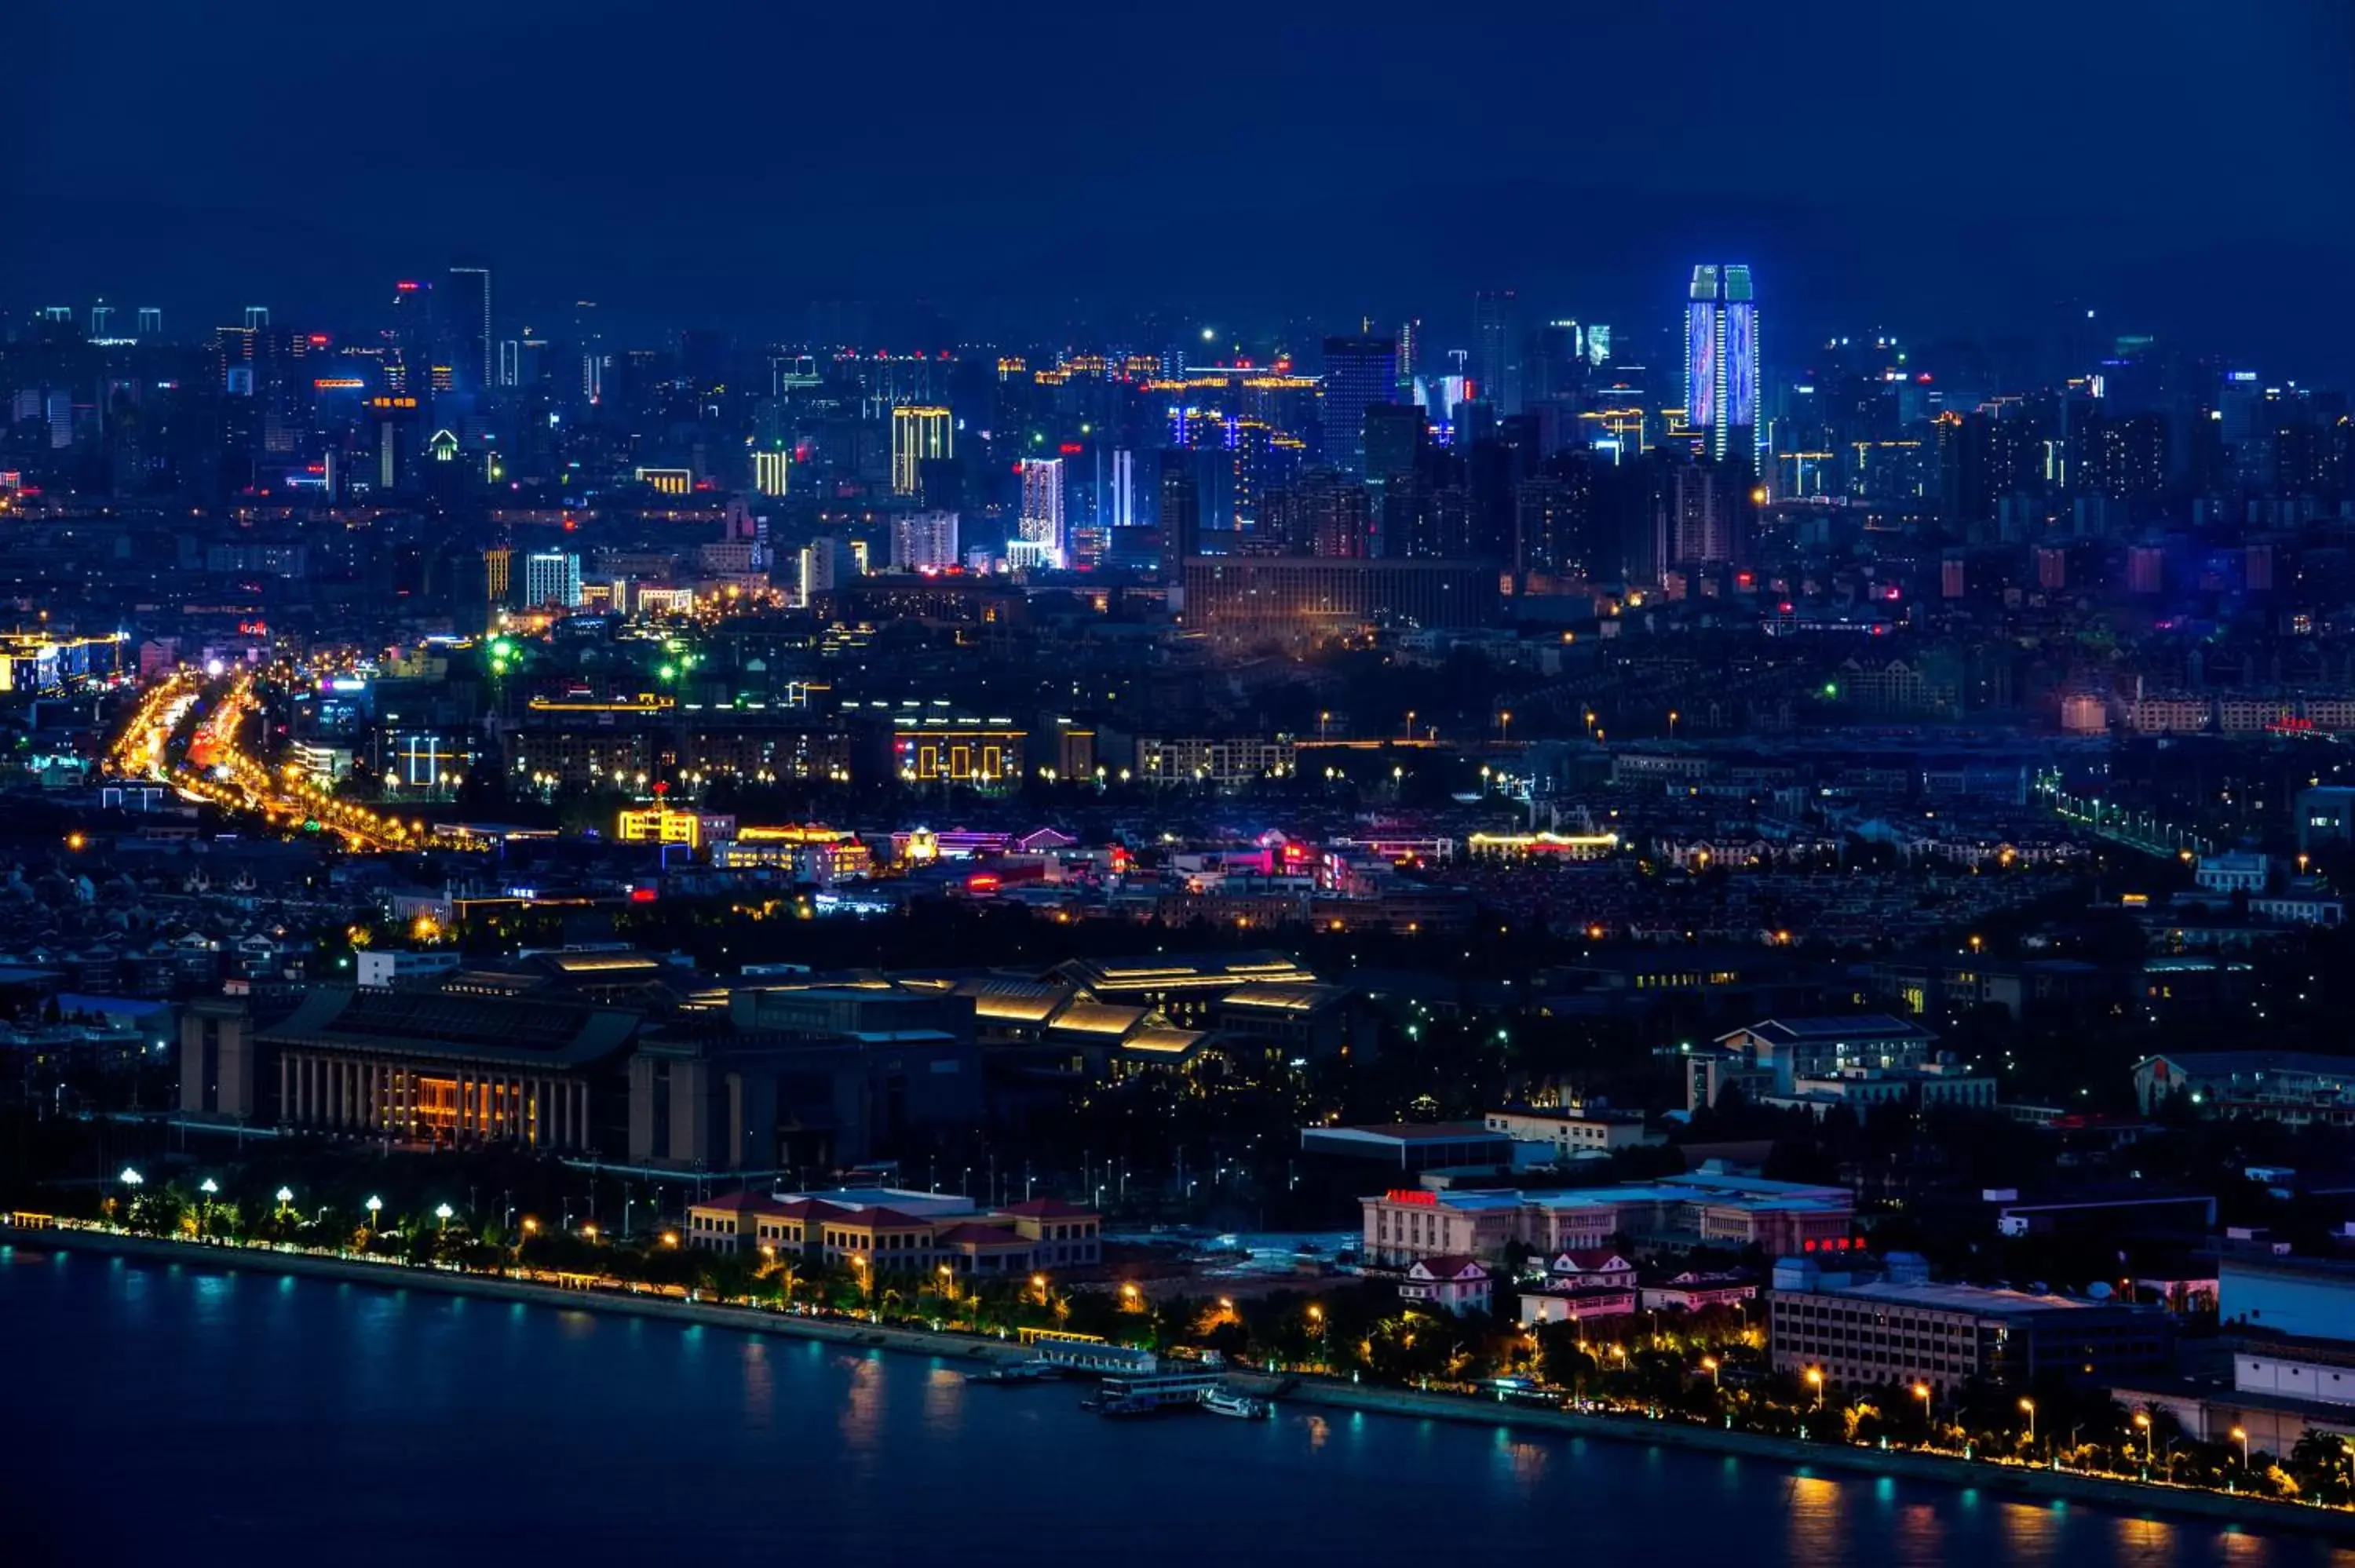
[1384,1189,1438,1206]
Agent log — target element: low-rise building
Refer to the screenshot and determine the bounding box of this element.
[685,1188,1101,1277]
[1361,1168,1855,1268]
[1483,1104,1656,1158]
[1769,1253,2170,1394]
[1303,1122,1515,1172]
[1400,1256,1492,1316]
[2131,1051,2355,1126]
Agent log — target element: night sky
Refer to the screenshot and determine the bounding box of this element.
[8,0,2352,371]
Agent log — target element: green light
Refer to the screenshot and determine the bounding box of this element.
[490,638,513,658]
[658,664,677,682]
[1824,683,1838,696]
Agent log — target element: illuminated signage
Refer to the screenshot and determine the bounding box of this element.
[1384,1189,1438,1206]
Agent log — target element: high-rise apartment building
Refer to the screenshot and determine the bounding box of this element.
[890,406,953,496]
[893,510,961,571]
[1320,334,1398,476]
[1685,265,1760,465]
[1014,458,1065,568]
[1473,290,1524,415]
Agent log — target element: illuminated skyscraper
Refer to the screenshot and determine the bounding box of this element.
[524,550,583,608]
[136,308,162,337]
[890,405,953,495]
[1014,458,1065,567]
[753,447,791,498]
[445,265,492,393]
[1320,334,1397,476]
[1684,265,1759,465]
[1473,290,1523,414]
[1110,449,1136,528]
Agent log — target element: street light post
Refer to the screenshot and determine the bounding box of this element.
[1914,1381,1933,1435]
[364,1195,383,1232]
[1701,1356,1720,1389]
[2134,1410,2153,1468]
[2020,1397,2038,1456]
[1806,1368,1824,1411]
[2232,1426,2251,1470]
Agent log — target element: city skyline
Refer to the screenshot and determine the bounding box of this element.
[8,2,2354,374]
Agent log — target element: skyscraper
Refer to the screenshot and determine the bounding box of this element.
[136,308,162,337]
[1684,265,1759,465]
[1014,458,1065,567]
[524,550,583,608]
[446,266,493,393]
[890,405,953,495]
[1110,449,1137,529]
[1473,290,1524,414]
[1320,334,1398,476]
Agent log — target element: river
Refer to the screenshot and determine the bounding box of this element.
[3,1245,2345,1566]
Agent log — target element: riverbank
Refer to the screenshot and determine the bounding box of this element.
[1278,1379,2355,1540]
[1,1224,1027,1368]
[13,1223,2353,1541]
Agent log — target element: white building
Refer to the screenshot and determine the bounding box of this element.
[893,510,961,571]
[1016,458,1064,567]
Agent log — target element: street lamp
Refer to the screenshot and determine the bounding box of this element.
[2019,1397,2037,1451]
[1806,1367,1824,1410]
[1913,1382,1933,1430]
[119,1166,144,1188]
[1701,1356,1720,1388]
[276,1186,294,1217]
[2232,1426,2250,1469]
[435,1203,454,1230]
[2134,1410,2153,1464]
[364,1195,383,1230]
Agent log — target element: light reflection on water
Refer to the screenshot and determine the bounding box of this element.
[6,1249,2352,1568]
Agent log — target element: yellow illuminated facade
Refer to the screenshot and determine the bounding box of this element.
[615,804,737,849]
[1466,831,1620,860]
[891,406,953,496]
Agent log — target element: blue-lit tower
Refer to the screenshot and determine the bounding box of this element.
[1684,264,1759,467]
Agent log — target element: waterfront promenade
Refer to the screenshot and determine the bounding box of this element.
[13,1220,2353,1543]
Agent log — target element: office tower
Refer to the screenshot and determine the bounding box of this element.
[38,306,71,323]
[89,302,113,338]
[1364,403,1428,483]
[574,300,604,403]
[524,550,584,608]
[244,307,270,330]
[890,405,953,495]
[1473,290,1523,414]
[498,340,520,387]
[1320,334,1398,475]
[1013,458,1065,567]
[445,266,492,393]
[893,510,961,571]
[1586,325,1611,366]
[1396,319,1422,388]
[753,447,790,498]
[137,308,162,337]
[1110,449,1136,529]
[1684,265,1759,465]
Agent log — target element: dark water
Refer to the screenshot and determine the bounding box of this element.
[5,1247,2349,1568]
